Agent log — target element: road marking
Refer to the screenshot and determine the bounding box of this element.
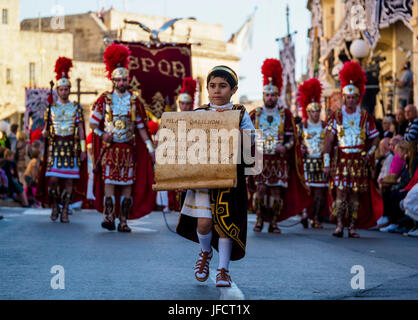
[127,220,152,226]
[23,208,51,216]
[128,218,157,233]
[129,226,158,233]
[127,218,156,233]
[210,269,245,300]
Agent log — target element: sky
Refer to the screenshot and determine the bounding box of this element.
[19,0,311,101]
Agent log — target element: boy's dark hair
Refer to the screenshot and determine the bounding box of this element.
[206,67,238,89]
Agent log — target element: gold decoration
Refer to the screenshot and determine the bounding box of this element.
[353,182,358,193]
[343,166,348,176]
[114,119,126,130]
[339,126,345,137]
[360,128,366,141]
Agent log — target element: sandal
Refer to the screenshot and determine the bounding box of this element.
[101,217,116,231]
[253,217,264,232]
[117,222,131,233]
[216,268,231,287]
[348,228,360,238]
[50,207,60,222]
[332,226,344,238]
[268,223,281,234]
[194,249,213,282]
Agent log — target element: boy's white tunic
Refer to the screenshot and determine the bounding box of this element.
[181,102,255,219]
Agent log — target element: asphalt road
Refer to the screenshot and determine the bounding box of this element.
[0,207,417,300]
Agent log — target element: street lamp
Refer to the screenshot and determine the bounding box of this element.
[350,39,370,61]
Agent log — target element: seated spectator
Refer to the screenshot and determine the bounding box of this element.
[377,138,394,187]
[380,141,418,233]
[0,166,8,199]
[404,104,418,142]
[1,149,29,207]
[401,167,418,237]
[382,141,409,184]
[15,131,28,183]
[396,108,409,135]
[0,131,10,149]
[382,115,396,138]
[23,149,40,207]
[389,135,403,154]
[373,138,394,229]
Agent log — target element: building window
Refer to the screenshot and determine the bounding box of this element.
[29,63,36,86]
[2,9,8,24]
[6,68,11,84]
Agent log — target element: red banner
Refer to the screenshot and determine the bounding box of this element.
[120,41,192,119]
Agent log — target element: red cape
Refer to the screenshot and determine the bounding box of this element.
[36,105,88,205]
[92,90,156,219]
[280,109,312,221]
[249,107,312,222]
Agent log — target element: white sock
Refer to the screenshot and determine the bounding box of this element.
[218,238,232,271]
[197,230,212,253]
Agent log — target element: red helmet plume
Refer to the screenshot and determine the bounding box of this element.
[178,77,197,104]
[103,43,131,80]
[339,61,367,102]
[261,59,283,95]
[297,78,322,120]
[54,57,73,80]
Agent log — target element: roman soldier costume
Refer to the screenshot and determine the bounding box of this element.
[297,78,329,228]
[325,61,383,237]
[249,59,310,233]
[36,57,88,222]
[90,43,155,232]
[177,76,197,108]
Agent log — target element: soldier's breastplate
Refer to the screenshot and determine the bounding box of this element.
[105,98,134,143]
[303,124,324,158]
[337,113,363,152]
[51,103,77,136]
[259,111,282,155]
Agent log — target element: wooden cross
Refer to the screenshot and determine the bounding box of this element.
[70,78,98,106]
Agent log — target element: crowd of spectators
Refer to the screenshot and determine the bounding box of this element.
[374,104,418,237]
[0,127,43,210]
